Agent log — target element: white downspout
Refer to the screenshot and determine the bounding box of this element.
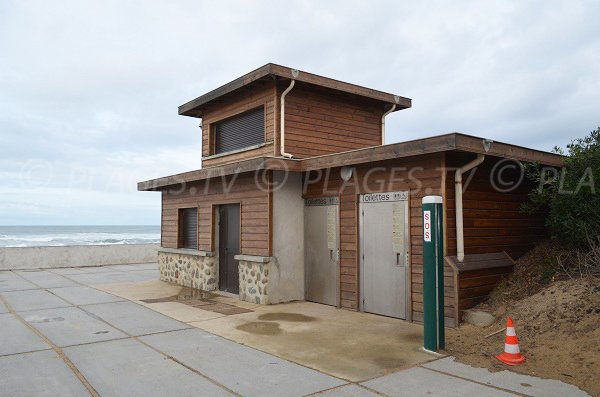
[455,154,485,262]
[280,69,299,159]
[381,104,396,145]
[381,95,401,145]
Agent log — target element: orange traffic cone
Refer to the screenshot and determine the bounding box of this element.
[496,317,526,365]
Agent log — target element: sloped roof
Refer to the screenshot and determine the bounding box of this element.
[178,63,412,118]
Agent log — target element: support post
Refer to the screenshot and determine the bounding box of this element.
[422,196,445,352]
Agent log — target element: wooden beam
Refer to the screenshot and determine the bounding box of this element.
[137,157,301,191]
[178,64,272,117]
[269,64,411,109]
[138,133,563,191]
[453,133,563,167]
[300,134,456,171]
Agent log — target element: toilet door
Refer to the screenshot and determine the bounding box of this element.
[304,197,339,306]
[360,191,409,319]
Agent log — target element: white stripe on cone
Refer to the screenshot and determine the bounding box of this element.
[504,343,520,354]
[506,327,516,336]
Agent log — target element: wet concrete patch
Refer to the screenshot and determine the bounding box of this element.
[372,356,407,371]
[237,321,282,335]
[258,312,317,322]
[401,332,423,343]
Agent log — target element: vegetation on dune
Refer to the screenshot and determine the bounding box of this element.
[523,127,600,280]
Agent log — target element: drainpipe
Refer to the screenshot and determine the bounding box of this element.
[280,69,299,158]
[381,96,402,145]
[455,153,485,262]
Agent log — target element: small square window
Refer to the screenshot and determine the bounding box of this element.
[178,208,198,249]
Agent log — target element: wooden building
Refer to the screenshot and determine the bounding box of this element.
[139,64,563,326]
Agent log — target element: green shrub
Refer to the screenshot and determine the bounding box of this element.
[523,127,600,246]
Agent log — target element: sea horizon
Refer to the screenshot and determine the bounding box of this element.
[0,225,161,248]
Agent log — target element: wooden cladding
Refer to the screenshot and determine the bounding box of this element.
[162,172,271,257]
[199,79,389,168]
[215,107,265,154]
[202,81,276,168]
[178,208,198,250]
[443,153,546,259]
[284,83,385,158]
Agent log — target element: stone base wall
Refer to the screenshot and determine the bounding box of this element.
[158,249,217,291]
[238,257,273,304]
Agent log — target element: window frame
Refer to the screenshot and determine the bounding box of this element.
[211,105,266,156]
[178,207,198,250]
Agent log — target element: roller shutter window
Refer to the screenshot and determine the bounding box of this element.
[179,208,198,250]
[215,107,265,154]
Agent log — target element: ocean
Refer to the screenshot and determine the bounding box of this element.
[0,225,160,247]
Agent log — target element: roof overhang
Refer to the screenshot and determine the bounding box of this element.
[178,63,412,118]
[137,133,564,191]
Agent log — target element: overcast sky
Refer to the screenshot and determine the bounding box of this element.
[1,0,598,225]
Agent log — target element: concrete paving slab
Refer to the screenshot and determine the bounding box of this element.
[0,350,90,397]
[0,313,50,356]
[49,286,124,306]
[143,301,226,323]
[2,289,71,312]
[0,271,37,292]
[124,269,160,281]
[95,279,182,301]
[22,306,127,347]
[64,338,233,397]
[141,328,346,397]
[423,357,590,397]
[308,384,381,396]
[78,266,117,273]
[362,367,518,397]
[15,270,77,288]
[82,300,190,336]
[103,264,147,272]
[48,267,89,275]
[0,299,7,314]
[190,300,432,382]
[64,271,142,285]
[130,262,158,270]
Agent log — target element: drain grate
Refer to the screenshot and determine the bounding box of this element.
[141,288,253,316]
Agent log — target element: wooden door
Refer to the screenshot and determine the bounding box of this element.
[219,204,240,294]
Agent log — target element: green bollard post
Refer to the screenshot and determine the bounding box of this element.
[422,196,444,352]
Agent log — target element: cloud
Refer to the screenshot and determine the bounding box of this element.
[0,0,599,224]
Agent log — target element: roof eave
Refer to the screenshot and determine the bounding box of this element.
[178,63,411,118]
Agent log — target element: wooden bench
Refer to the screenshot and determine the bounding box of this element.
[445,252,515,324]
